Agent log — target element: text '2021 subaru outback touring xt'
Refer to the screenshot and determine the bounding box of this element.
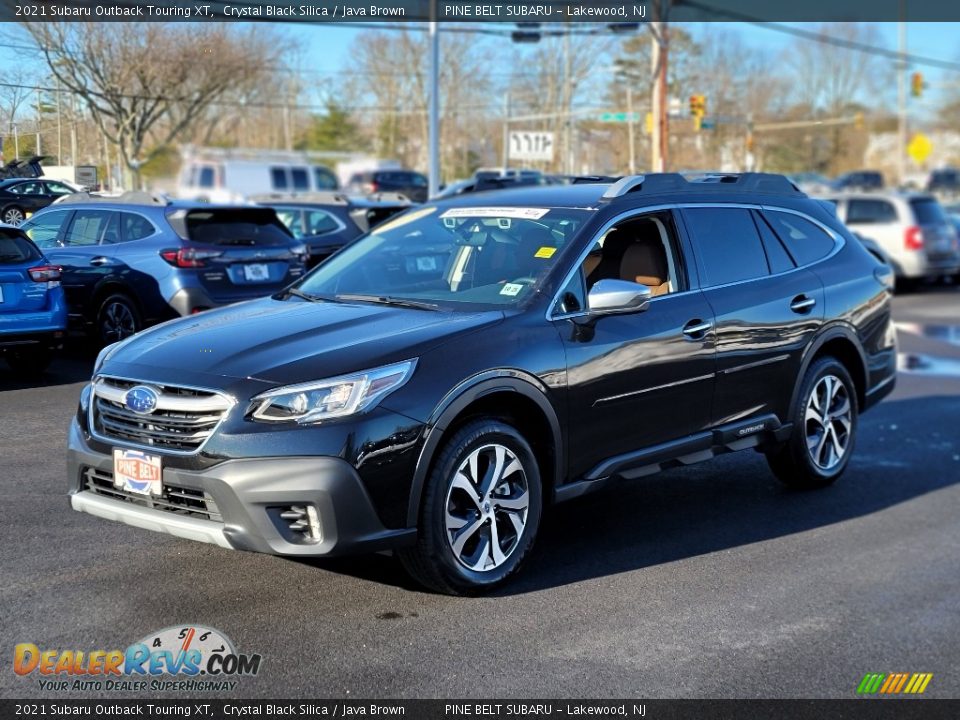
[67,174,897,594]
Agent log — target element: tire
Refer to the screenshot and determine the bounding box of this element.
[767,356,858,490]
[2,206,25,226]
[96,293,142,345]
[894,276,918,294]
[4,347,52,376]
[399,419,543,595]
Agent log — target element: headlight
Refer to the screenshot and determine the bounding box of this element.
[250,359,417,424]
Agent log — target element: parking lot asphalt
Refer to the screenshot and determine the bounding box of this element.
[2,283,959,700]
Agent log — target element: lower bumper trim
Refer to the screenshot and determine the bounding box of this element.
[70,491,233,550]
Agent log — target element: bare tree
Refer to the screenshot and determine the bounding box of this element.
[0,63,34,161]
[26,22,281,187]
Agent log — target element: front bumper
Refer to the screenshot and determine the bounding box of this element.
[66,419,416,557]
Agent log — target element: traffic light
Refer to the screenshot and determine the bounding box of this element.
[689,94,706,117]
[911,72,924,98]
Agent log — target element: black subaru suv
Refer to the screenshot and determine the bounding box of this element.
[67,173,897,594]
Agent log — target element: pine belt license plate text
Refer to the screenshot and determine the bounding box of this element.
[244,263,269,281]
[113,449,162,496]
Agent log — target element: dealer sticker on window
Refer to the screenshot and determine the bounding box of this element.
[500,283,525,297]
[440,207,550,220]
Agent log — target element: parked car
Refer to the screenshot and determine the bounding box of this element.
[787,172,833,196]
[346,169,429,203]
[0,223,67,374]
[177,148,339,203]
[0,155,48,181]
[431,175,545,200]
[251,191,414,268]
[832,170,884,192]
[0,177,79,226]
[67,173,896,594]
[827,191,960,289]
[19,192,307,344]
[927,167,960,195]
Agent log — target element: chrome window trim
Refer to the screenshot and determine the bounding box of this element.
[546,202,845,321]
[88,374,237,457]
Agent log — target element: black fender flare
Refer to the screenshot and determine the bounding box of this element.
[789,322,869,414]
[405,369,564,527]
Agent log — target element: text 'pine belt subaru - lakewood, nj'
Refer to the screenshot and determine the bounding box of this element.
[66,173,897,595]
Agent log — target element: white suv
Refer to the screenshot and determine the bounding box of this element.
[828,192,960,288]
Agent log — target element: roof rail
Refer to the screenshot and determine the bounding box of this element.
[602,172,803,199]
[571,175,622,185]
[249,191,350,206]
[55,190,171,207]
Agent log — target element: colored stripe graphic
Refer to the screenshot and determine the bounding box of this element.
[857,672,933,694]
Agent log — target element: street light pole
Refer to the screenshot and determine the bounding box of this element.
[427,5,441,198]
[626,84,636,174]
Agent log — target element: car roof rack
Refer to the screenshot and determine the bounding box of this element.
[249,191,351,206]
[55,190,171,206]
[601,172,802,199]
[571,175,622,185]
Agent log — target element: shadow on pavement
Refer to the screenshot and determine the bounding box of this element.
[0,340,98,391]
[295,394,960,595]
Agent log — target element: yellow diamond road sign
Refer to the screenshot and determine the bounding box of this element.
[908,133,933,165]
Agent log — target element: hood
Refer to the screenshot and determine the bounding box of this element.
[103,297,503,389]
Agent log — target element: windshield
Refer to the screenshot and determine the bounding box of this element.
[295,205,590,309]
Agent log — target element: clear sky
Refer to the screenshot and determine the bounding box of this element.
[2,21,959,114]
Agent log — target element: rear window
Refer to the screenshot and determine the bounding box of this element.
[197,166,216,189]
[846,199,898,224]
[909,198,947,225]
[183,209,293,247]
[291,167,309,191]
[0,230,41,264]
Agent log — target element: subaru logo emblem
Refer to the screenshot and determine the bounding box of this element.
[125,386,159,415]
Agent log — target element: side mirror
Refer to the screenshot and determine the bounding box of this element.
[587,279,652,316]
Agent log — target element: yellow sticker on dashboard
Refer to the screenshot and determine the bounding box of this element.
[535,246,557,259]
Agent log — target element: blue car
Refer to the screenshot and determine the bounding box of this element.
[0,223,67,374]
[20,192,307,345]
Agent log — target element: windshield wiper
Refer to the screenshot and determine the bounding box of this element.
[279,287,328,303]
[335,293,440,311]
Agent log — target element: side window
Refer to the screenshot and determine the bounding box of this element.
[762,211,837,266]
[197,166,216,189]
[274,209,304,239]
[410,173,428,188]
[22,210,71,247]
[10,182,40,195]
[682,208,769,287]
[100,212,122,245]
[64,210,110,246]
[121,212,155,242]
[552,267,587,316]
[846,199,897,224]
[44,181,74,196]
[291,167,309,191]
[304,210,341,236]
[314,167,338,190]
[270,167,289,191]
[752,211,796,274]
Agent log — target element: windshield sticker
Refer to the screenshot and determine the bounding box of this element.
[440,207,550,220]
[500,283,525,297]
[373,206,437,234]
[534,246,557,259]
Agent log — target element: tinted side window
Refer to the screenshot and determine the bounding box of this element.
[314,167,338,190]
[65,210,110,246]
[753,211,796,274]
[291,167,309,191]
[22,210,71,247]
[122,212,155,242]
[909,198,947,225]
[304,210,341,236]
[762,211,837,266]
[44,181,74,196]
[197,166,215,189]
[683,208,769,287]
[270,167,289,191]
[846,199,897,224]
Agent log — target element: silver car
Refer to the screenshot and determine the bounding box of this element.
[827,192,960,287]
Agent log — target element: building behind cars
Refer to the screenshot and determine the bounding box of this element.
[19,192,306,344]
[0,223,67,374]
[251,191,413,268]
[176,147,339,203]
[827,191,960,288]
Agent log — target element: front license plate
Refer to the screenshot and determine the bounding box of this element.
[243,263,269,281]
[113,449,162,496]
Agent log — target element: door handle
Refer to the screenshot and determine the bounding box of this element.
[682,319,712,339]
[89,256,111,267]
[790,295,816,313]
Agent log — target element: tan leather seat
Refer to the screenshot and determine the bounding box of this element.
[619,239,670,296]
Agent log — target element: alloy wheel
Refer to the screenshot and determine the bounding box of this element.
[804,374,852,471]
[101,300,137,342]
[3,208,24,226]
[444,443,530,572]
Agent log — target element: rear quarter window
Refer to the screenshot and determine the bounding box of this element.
[909,198,947,225]
[762,211,837,266]
[846,199,898,224]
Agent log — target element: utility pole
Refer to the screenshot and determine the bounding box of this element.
[35,90,41,156]
[56,77,62,166]
[502,90,511,169]
[70,93,77,172]
[627,84,636,174]
[897,7,906,187]
[658,21,669,171]
[563,24,573,175]
[650,22,662,172]
[427,8,440,197]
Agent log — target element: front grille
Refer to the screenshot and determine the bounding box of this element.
[90,376,232,453]
[83,466,223,522]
